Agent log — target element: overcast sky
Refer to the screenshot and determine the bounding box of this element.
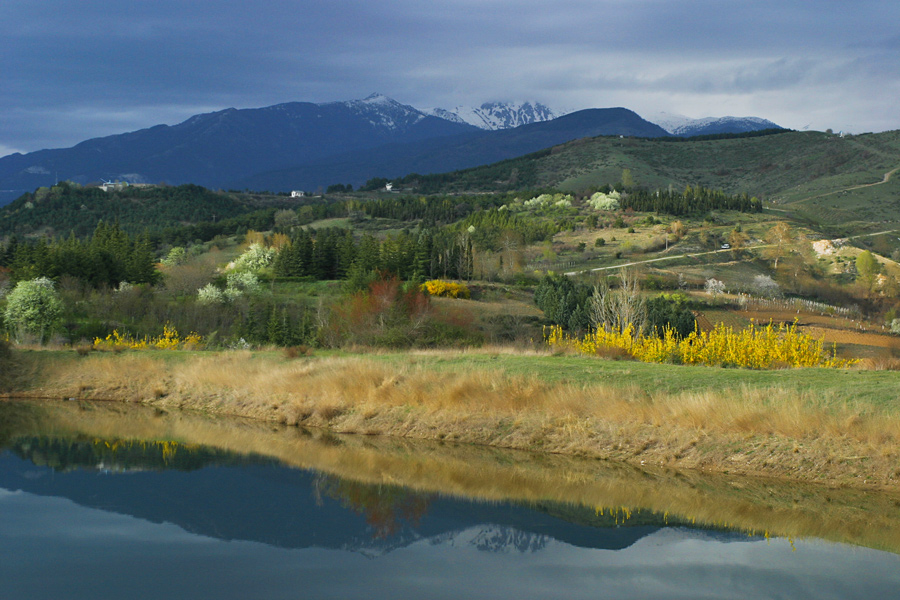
[2,0,899,155]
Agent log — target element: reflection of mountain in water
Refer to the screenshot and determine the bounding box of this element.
[469,526,551,553]
[0,436,753,557]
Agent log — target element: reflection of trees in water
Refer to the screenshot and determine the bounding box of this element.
[315,473,434,539]
[0,402,45,449]
[7,436,272,472]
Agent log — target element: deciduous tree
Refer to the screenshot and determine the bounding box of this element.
[4,277,63,344]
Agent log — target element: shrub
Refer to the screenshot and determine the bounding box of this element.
[545,321,854,369]
[420,280,471,299]
[325,275,431,348]
[93,323,203,351]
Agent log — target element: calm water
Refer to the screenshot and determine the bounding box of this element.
[1,400,899,599]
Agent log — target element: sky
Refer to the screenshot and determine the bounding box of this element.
[2,0,899,156]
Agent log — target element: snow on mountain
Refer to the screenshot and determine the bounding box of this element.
[335,93,428,131]
[430,101,565,130]
[646,111,783,137]
[331,95,567,131]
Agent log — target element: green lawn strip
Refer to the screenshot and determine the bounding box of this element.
[364,351,900,409]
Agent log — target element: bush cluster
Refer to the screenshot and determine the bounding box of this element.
[545,321,854,369]
[92,323,203,351]
[420,280,471,299]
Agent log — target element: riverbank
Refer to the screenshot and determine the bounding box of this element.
[6,347,900,490]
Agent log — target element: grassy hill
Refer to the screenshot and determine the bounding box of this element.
[396,130,900,231]
[0,183,301,238]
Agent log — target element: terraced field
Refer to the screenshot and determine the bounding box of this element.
[698,305,900,359]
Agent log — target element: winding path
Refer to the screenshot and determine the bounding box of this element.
[802,164,900,203]
[564,228,900,275]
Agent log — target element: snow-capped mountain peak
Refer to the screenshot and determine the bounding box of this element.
[334,93,428,130]
[645,111,783,137]
[430,101,566,130]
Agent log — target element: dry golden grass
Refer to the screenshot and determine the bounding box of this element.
[15,350,900,489]
[858,357,900,371]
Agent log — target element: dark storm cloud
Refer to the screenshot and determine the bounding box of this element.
[1,0,898,153]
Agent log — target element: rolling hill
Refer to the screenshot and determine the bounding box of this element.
[395,129,900,229]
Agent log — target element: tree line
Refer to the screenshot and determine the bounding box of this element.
[273,227,475,282]
[619,185,762,216]
[0,222,158,287]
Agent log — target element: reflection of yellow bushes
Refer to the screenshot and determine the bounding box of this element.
[93,323,203,351]
[546,321,855,369]
[420,280,470,299]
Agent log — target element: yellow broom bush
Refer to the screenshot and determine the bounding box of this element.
[94,323,203,351]
[420,280,471,299]
[545,320,854,369]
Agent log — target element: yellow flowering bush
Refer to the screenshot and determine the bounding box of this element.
[545,320,854,369]
[420,280,471,299]
[93,323,203,351]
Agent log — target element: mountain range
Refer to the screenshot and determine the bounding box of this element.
[0,94,782,205]
[430,101,563,130]
[649,112,783,137]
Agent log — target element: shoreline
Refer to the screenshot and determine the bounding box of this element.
[6,347,900,491]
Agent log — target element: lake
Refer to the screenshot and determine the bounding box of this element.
[1,399,899,599]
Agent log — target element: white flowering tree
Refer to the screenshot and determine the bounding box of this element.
[588,191,621,211]
[751,274,780,298]
[231,243,275,273]
[197,283,225,304]
[197,272,262,304]
[3,277,63,343]
[705,278,725,298]
[891,318,900,335]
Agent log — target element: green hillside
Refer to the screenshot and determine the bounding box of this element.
[395,130,900,230]
[0,183,298,238]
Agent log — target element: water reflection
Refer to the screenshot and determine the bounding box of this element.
[1,399,900,599]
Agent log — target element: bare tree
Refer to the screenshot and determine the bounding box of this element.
[589,269,646,337]
[763,221,793,269]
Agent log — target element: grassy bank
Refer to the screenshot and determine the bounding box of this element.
[8,347,900,489]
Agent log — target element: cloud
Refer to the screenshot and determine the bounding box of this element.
[1,0,898,153]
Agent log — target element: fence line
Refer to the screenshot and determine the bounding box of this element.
[736,293,859,317]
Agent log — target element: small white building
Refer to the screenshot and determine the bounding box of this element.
[291,190,305,198]
[385,182,393,192]
[99,181,128,192]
